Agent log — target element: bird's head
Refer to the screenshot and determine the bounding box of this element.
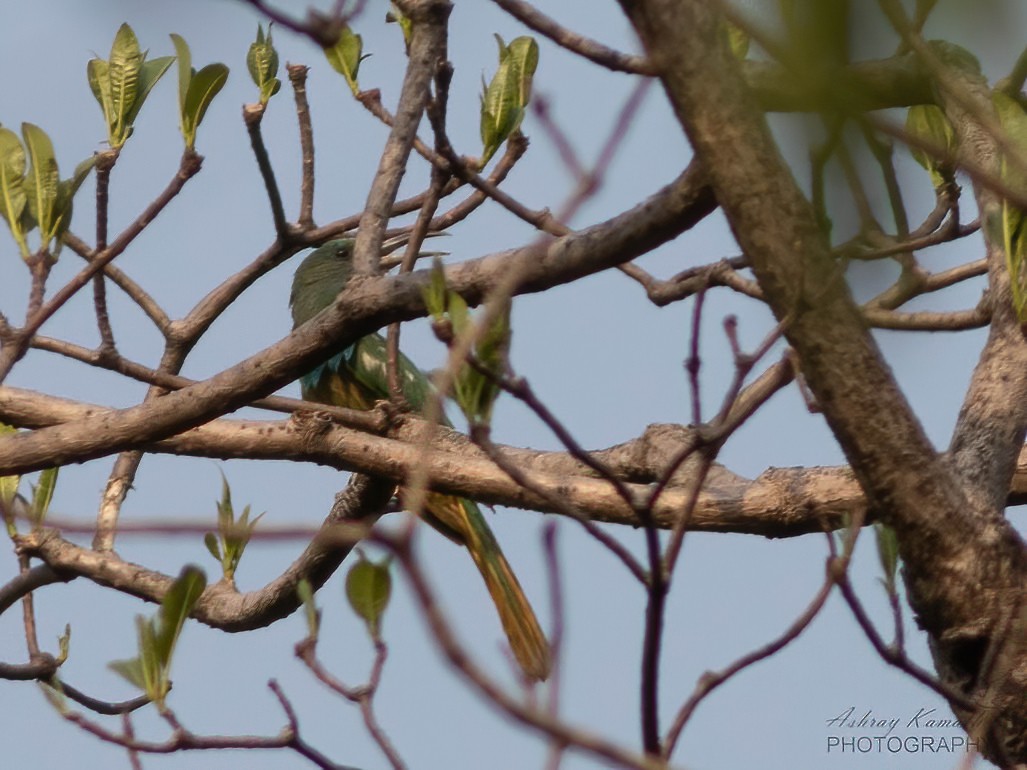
[289,238,355,329]
[290,233,449,329]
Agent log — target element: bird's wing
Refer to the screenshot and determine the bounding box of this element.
[346,334,452,427]
[299,348,352,393]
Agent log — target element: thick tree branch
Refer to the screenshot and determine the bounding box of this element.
[621,0,1027,761]
[0,163,715,478]
[0,385,874,538]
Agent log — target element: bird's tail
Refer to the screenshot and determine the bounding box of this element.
[423,491,551,682]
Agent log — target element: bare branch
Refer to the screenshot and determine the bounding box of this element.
[244,103,290,238]
[0,151,203,381]
[289,64,316,228]
[353,0,451,275]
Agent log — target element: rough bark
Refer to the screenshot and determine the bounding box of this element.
[620,0,1027,763]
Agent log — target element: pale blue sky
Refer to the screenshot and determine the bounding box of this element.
[0,1,1023,769]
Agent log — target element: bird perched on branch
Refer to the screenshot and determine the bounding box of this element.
[290,238,550,682]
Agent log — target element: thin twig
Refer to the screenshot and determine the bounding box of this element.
[834,567,977,710]
[490,0,656,75]
[122,712,143,770]
[663,574,835,758]
[289,64,316,229]
[353,4,448,276]
[244,104,290,238]
[240,0,367,48]
[64,232,171,333]
[269,679,358,770]
[0,151,202,382]
[92,150,119,353]
[296,639,407,770]
[470,426,647,584]
[382,530,666,770]
[542,523,568,770]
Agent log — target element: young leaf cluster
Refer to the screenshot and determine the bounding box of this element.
[87,24,174,149]
[0,124,92,258]
[108,566,207,712]
[204,471,264,583]
[247,24,281,105]
[423,258,512,426]
[0,422,59,535]
[170,34,229,150]
[480,35,539,167]
[324,26,368,97]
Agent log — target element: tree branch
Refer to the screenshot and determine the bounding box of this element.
[16,474,392,633]
[352,0,450,275]
[0,163,715,477]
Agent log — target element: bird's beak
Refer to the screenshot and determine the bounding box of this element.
[380,230,449,269]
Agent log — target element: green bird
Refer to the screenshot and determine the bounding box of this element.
[290,238,551,682]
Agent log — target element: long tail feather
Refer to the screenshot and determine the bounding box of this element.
[423,492,551,682]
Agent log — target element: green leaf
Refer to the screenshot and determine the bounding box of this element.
[247,23,268,85]
[480,35,539,166]
[106,567,205,709]
[874,522,899,592]
[208,472,262,580]
[0,127,26,180]
[0,127,28,256]
[455,299,511,425]
[39,679,69,714]
[109,653,147,692]
[86,58,112,124]
[56,624,71,665]
[346,552,392,639]
[448,290,469,334]
[107,23,144,141]
[51,155,96,255]
[0,424,18,537]
[905,104,956,188]
[247,23,281,105]
[169,34,192,114]
[386,3,413,50]
[297,578,320,638]
[88,26,172,149]
[181,63,228,147]
[324,25,365,97]
[203,531,221,562]
[478,299,511,371]
[422,256,448,320]
[0,423,19,510]
[136,614,161,693]
[21,123,59,241]
[30,466,58,526]
[125,56,175,130]
[154,565,206,666]
[217,470,233,525]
